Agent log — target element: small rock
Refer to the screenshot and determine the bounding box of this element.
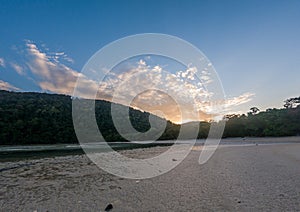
[172,158,177,161]
[105,203,113,211]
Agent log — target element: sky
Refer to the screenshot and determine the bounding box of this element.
[0,0,300,123]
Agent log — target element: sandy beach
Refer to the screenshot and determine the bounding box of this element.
[1,139,300,211]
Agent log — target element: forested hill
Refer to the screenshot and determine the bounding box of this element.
[0,90,180,145]
[0,90,299,145]
[223,105,300,137]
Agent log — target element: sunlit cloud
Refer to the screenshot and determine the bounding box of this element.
[0,80,20,91]
[25,41,97,97]
[194,92,255,120]
[95,59,254,123]
[21,42,254,123]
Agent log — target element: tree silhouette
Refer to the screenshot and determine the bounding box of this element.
[249,107,260,115]
[284,97,300,108]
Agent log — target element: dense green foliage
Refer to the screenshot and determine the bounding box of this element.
[0,91,76,145]
[0,90,181,145]
[223,106,300,137]
[0,90,299,145]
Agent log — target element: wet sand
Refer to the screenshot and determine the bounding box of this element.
[1,140,300,211]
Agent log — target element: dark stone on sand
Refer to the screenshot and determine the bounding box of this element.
[105,203,113,211]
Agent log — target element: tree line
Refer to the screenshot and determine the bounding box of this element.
[223,97,300,137]
[0,90,299,145]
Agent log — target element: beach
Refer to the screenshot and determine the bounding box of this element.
[1,139,300,211]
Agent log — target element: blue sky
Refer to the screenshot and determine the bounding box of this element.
[0,0,300,118]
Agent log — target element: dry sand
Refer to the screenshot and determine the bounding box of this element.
[1,140,300,211]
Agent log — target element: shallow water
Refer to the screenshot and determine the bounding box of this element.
[1,137,300,162]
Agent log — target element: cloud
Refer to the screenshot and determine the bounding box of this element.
[10,63,24,75]
[138,59,146,66]
[176,65,197,80]
[94,60,254,123]
[225,92,254,107]
[0,80,20,91]
[25,41,97,97]
[22,41,254,123]
[0,58,5,68]
[51,51,74,64]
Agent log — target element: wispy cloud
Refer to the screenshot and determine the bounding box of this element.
[10,63,24,75]
[0,80,20,91]
[0,58,5,68]
[50,51,74,64]
[225,92,254,107]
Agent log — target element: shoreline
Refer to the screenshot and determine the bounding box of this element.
[1,142,300,211]
[1,136,300,162]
